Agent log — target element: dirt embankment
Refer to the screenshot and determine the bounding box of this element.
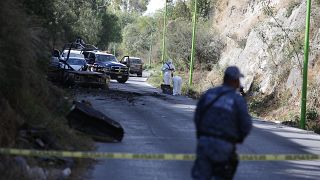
[0,0,94,179]
[209,0,320,132]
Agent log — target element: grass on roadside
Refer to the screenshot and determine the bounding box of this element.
[147,64,223,99]
[147,64,163,88]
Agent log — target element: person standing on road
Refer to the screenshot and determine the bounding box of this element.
[161,59,175,85]
[192,66,252,180]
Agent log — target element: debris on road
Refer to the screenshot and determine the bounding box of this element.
[67,101,124,142]
[161,84,173,95]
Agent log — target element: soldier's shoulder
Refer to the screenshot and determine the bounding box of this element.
[207,86,223,93]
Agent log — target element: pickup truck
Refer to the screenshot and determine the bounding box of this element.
[120,56,143,77]
[83,51,129,83]
[48,43,110,89]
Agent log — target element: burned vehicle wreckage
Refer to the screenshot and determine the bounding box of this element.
[48,42,124,142]
[48,43,110,89]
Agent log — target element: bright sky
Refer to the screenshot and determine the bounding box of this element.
[145,0,165,15]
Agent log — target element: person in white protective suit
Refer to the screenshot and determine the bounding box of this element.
[161,59,175,85]
[172,75,182,96]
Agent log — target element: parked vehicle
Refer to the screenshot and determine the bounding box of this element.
[48,43,110,89]
[120,56,143,77]
[60,57,87,71]
[50,43,96,64]
[60,50,85,60]
[84,51,129,83]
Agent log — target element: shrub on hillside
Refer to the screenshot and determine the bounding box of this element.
[0,0,92,153]
[166,20,224,71]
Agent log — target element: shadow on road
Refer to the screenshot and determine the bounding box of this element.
[82,75,320,180]
[236,120,320,179]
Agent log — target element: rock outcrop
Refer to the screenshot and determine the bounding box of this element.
[212,0,320,99]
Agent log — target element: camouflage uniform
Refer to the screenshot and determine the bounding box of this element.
[192,85,252,180]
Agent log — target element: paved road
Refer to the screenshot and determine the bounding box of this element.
[77,75,320,180]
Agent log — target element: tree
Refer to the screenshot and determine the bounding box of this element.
[166,20,192,70]
[128,0,150,13]
[189,0,216,19]
[20,0,125,48]
[166,20,223,71]
[108,0,150,14]
[121,16,157,57]
[170,0,191,21]
[98,12,122,49]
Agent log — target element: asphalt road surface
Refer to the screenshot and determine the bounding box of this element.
[76,73,320,180]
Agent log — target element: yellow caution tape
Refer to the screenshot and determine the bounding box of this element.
[0,148,319,161]
[239,154,320,161]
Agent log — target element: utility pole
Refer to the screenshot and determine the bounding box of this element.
[149,44,152,68]
[149,31,153,68]
[161,0,170,63]
[300,0,312,129]
[188,0,198,88]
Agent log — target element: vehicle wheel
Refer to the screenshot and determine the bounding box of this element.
[117,76,128,83]
[137,72,142,77]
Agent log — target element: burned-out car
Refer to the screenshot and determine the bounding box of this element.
[60,57,87,71]
[48,43,110,89]
[83,51,129,83]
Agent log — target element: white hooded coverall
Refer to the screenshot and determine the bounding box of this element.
[161,60,175,85]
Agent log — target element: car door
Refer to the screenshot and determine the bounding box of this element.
[120,56,129,66]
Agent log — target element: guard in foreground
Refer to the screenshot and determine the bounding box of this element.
[192,66,252,180]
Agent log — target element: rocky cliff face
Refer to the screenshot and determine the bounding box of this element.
[211,0,320,106]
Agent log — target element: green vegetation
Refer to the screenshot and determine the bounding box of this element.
[0,0,152,135]
[2,0,320,178]
[21,0,124,49]
[0,0,143,178]
[189,0,217,19]
[147,64,163,88]
[0,0,151,148]
[0,0,95,149]
[98,12,123,49]
[119,0,223,95]
[121,16,158,58]
[123,0,320,136]
[147,64,218,99]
